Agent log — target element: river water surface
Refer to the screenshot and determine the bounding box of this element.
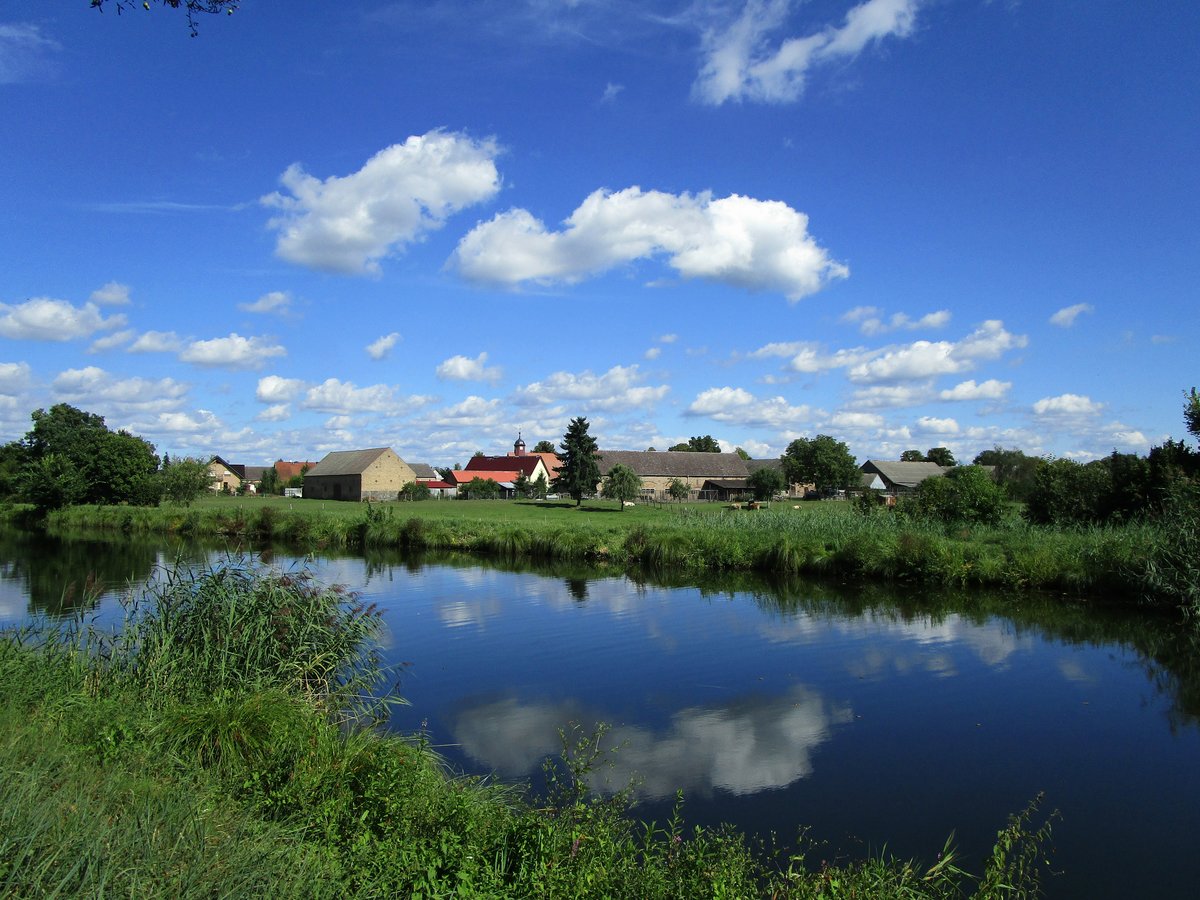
[3,530,1198,898]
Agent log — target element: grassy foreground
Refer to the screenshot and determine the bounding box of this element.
[39,494,1197,614]
[0,562,1056,898]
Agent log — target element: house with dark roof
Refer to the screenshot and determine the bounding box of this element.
[302,448,417,501]
[593,450,750,499]
[207,456,243,492]
[464,450,553,486]
[859,460,949,494]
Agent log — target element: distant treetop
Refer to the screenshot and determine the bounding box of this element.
[90,0,238,36]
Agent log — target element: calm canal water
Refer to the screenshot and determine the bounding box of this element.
[3,529,1199,898]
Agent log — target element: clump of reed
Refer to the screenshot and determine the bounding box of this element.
[89,561,387,716]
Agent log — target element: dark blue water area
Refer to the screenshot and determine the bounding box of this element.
[3,538,1199,898]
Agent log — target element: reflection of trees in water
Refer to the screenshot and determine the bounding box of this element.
[0,530,158,618]
[751,573,1200,729]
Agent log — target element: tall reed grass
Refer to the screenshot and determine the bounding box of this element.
[46,498,1190,612]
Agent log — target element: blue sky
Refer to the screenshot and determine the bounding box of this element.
[1,0,1196,468]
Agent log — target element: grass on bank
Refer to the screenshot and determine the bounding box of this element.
[36,493,1196,615]
[1,560,1057,899]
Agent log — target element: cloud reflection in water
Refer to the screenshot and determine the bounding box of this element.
[452,685,852,799]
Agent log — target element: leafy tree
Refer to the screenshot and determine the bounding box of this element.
[1024,458,1113,526]
[1185,387,1200,441]
[0,441,27,499]
[973,446,1044,502]
[531,472,549,499]
[734,447,751,460]
[472,450,485,458]
[259,465,281,496]
[782,435,858,495]
[903,465,1007,526]
[159,456,211,504]
[747,467,785,501]
[90,0,237,36]
[900,449,925,462]
[553,417,600,506]
[668,435,722,453]
[532,440,556,454]
[926,447,957,467]
[667,478,690,502]
[19,404,159,509]
[18,454,88,513]
[434,466,454,483]
[462,477,500,499]
[601,464,642,510]
[399,481,431,501]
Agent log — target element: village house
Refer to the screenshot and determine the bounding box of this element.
[207,456,243,493]
[593,450,750,500]
[302,448,417,502]
[858,460,950,496]
[453,435,556,496]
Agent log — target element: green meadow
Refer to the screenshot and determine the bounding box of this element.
[39,493,1196,614]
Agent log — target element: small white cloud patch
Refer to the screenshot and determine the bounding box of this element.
[366,332,402,360]
[1049,303,1094,327]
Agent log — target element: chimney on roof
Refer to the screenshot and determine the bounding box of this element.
[513,431,526,456]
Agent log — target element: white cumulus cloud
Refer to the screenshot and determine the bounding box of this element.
[255,375,305,404]
[693,0,922,106]
[514,364,669,412]
[915,415,959,434]
[841,305,950,336]
[179,333,286,370]
[52,366,189,415]
[0,362,33,394]
[453,187,847,302]
[0,298,125,341]
[129,330,183,353]
[263,130,501,276]
[939,379,1011,401]
[301,378,431,416]
[1033,394,1103,417]
[686,386,812,429]
[436,352,502,383]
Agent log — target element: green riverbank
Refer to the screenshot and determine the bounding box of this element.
[1,561,1055,898]
[31,494,1198,615]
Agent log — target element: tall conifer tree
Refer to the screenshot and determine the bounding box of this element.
[553,417,600,506]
